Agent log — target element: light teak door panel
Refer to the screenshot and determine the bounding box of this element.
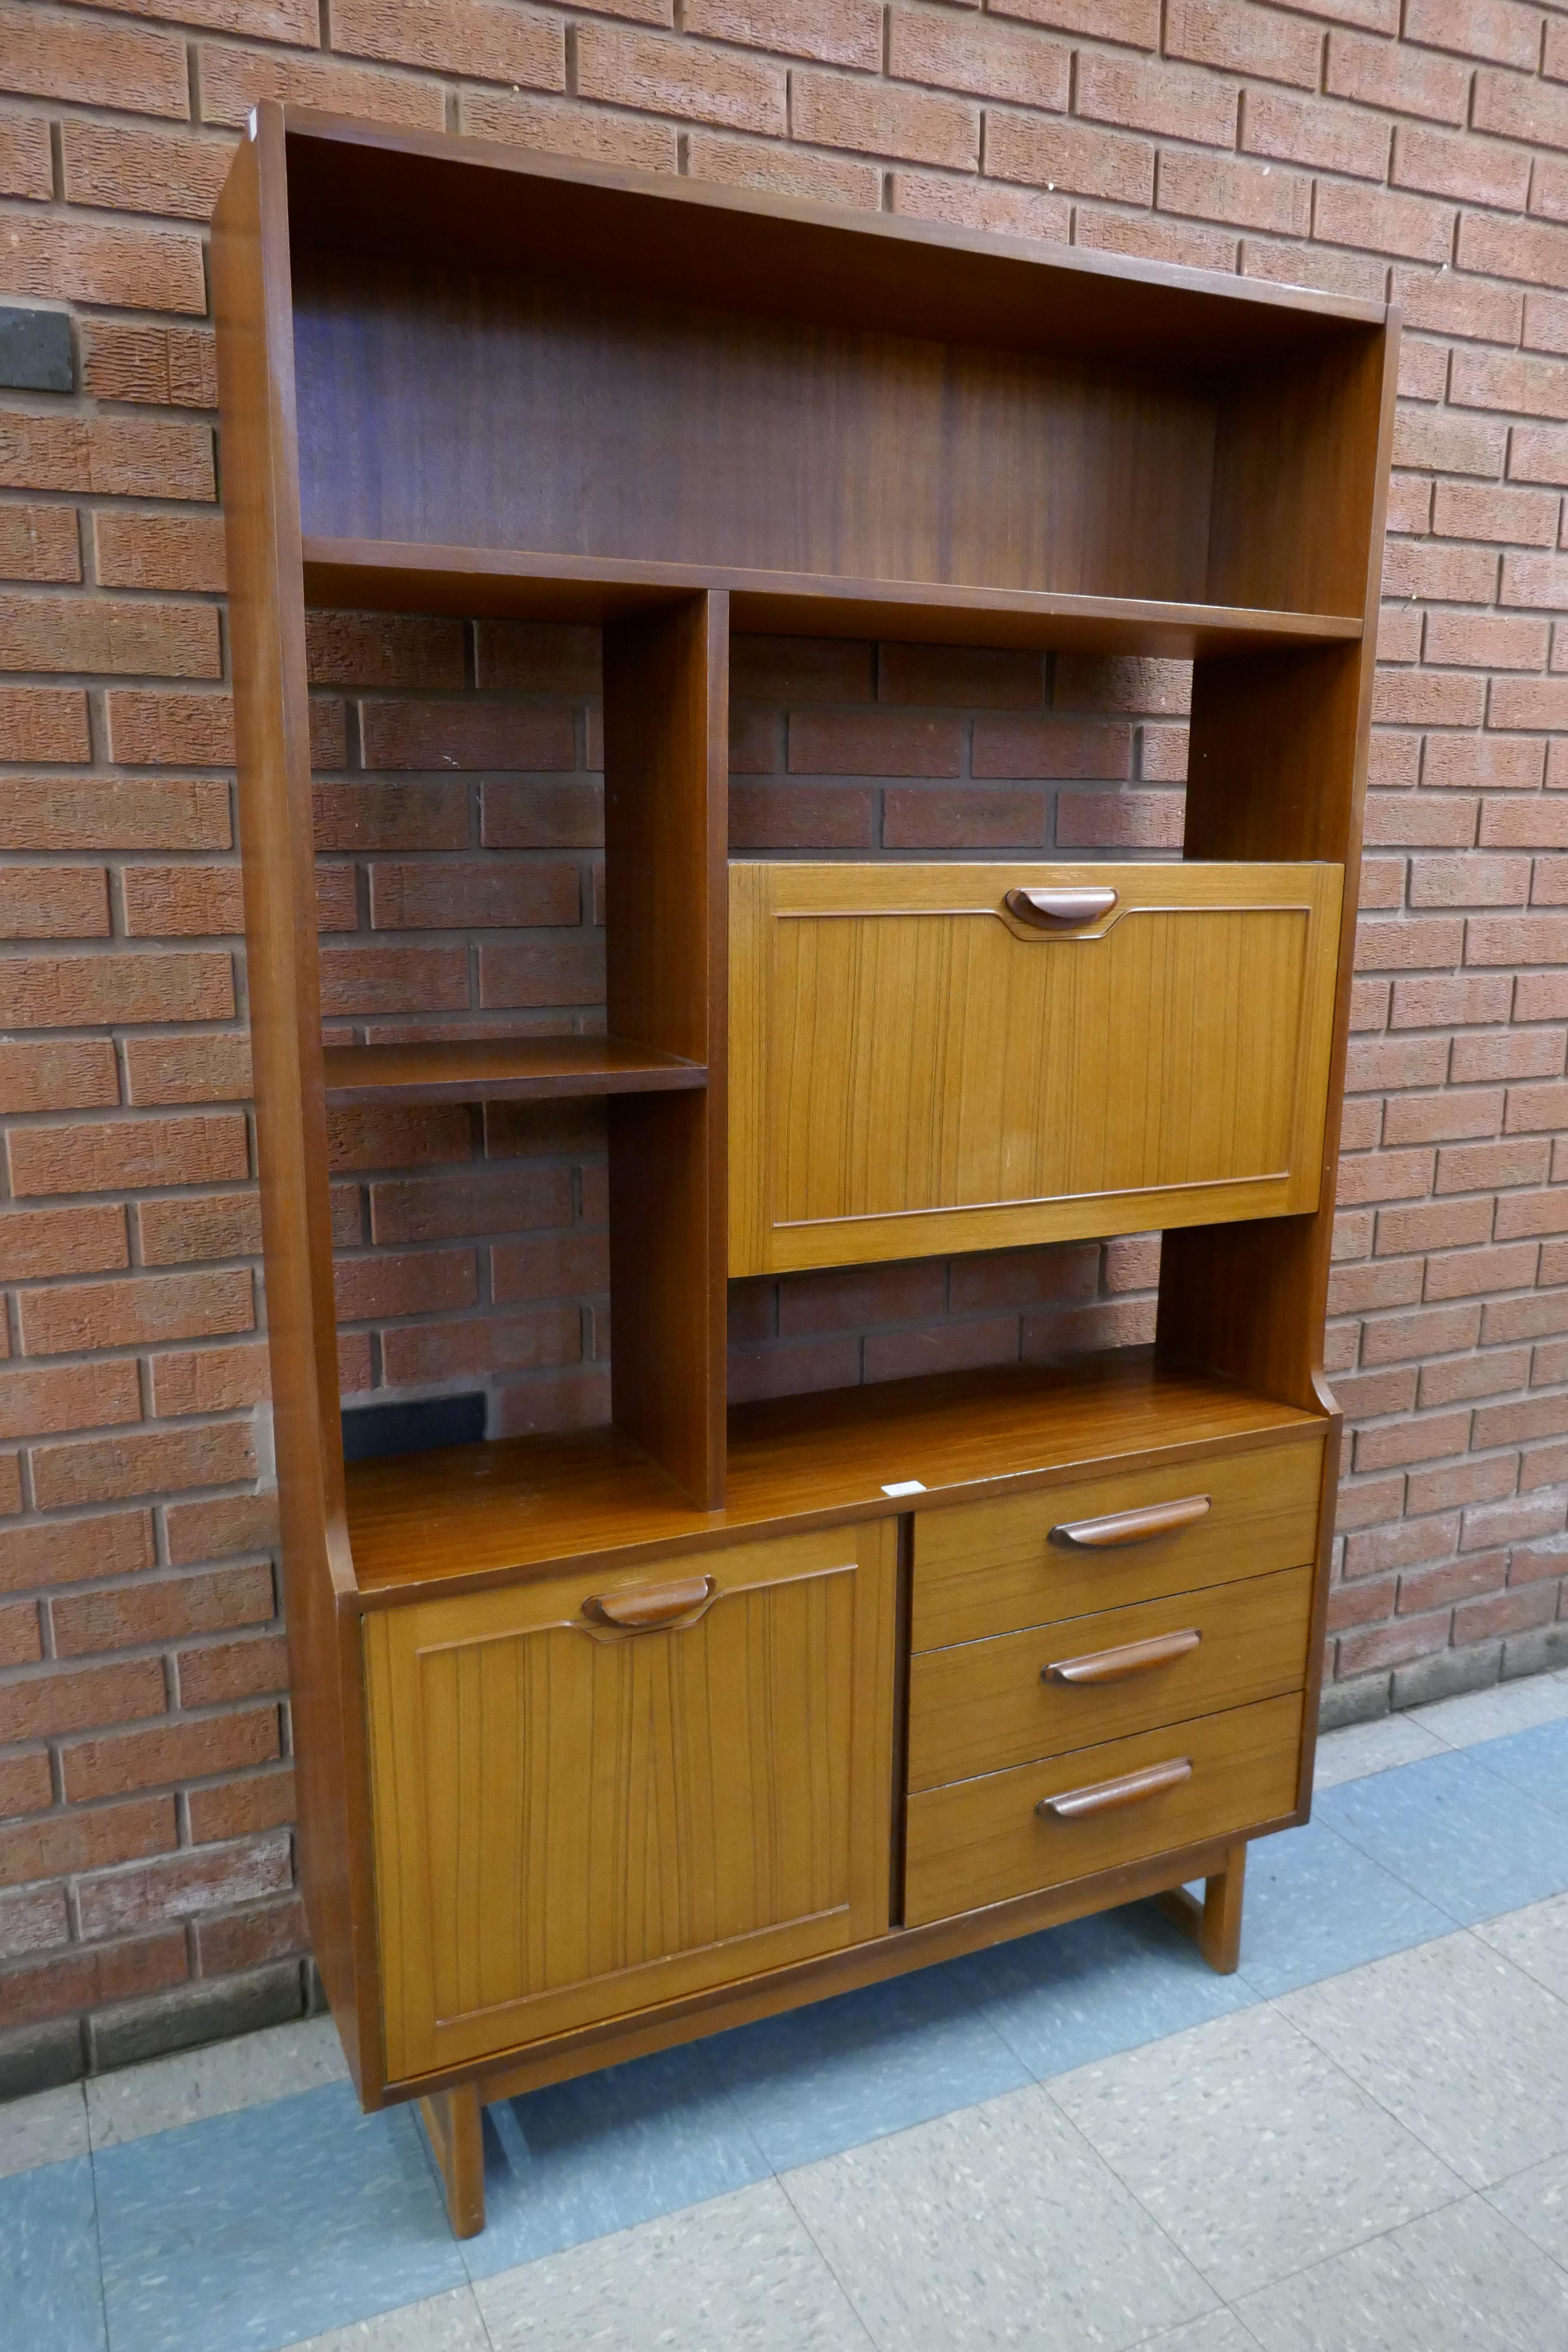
[911,1435,1324,1653]
[729,863,1342,1275]
[904,1691,1304,1928]
[908,1563,1313,1792]
[366,1524,898,2081]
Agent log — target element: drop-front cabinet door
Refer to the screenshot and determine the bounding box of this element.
[364,1523,898,2082]
[729,862,1343,1276]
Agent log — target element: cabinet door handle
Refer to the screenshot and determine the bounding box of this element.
[582,1573,715,1629]
[1043,1628,1202,1685]
[1005,885,1119,929]
[1037,1756,1192,1822]
[1049,1494,1211,1550]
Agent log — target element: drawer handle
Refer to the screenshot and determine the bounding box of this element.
[1050,1494,1212,1550]
[1043,1628,1202,1686]
[582,1573,715,1630]
[1005,886,1118,930]
[1037,1757,1193,1822]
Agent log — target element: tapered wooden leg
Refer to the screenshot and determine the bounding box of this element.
[1155,1841,1246,1975]
[419,2084,485,2238]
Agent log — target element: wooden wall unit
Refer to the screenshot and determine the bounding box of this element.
[215,106,1396,2237]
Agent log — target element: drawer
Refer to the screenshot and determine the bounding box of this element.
[907,1563,1313,1793]
[904,1692,1304,1929]
[912,1435,1323,1653]
[729,859,1342,1277]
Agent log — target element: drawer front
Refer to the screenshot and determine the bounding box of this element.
[912,1436,1323,1653]
[365,1523,898,2082]
[908,1563,1313,1793]
[729,860,1342,1277]
[905,1692,1303,1929]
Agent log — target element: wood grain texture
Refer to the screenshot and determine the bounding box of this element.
[417,2085,484,2238]
[904,1691,1303,1928]
[729,862,1343,1277]
[365,1522,897,2079]
[605,592,728,1509]
[911,1434,1324,1652]
[300,537,1362,653]
[343,1352,1324,1602]
[322,1036,705,1106]
[1156,1841,1246,1974]
[212,107,384,2101]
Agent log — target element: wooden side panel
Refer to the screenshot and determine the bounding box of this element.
[366,1523,897,2082]
[730,862,1341,1275]
[605,592,728,1508]
[212,109,382,2096]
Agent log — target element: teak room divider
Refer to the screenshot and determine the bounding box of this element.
[213,104,1396,2236]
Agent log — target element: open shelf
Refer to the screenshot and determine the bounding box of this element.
[301,537,1363,658]
[342,1350,1326,1602]
[320,1035,706,1107]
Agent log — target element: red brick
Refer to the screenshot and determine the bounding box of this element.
[1354,915,1464,971]
[1336,1612,1452,1674]
[52,1564,272,1661]
[186,1765,295,1845]
[1455,1584,1558,1642]
[31,1418,256,1513]
[61,119,233,223]
[1242,87,1390,179]
[318,945,470,1017]
[326,1104,470,1175]
[682,0,879,67]
[369,1166,573,1245]
[331,0,562,85]
[0,411,212,502]
[1328,1573,1400,1631]
[0,1601,43,1669]
[0,4,189,116]
[787,710,960,776]
[177,1635,290,1708]
[195,1892,308,1974]
[729,784,874,848]
[1390,975,1511,1029]
[1372,671,1486,728]
[6,1655,165,1744]
[1077,212,1239,277]
[0,952,233,1031]
[0,1797,175,1892]
[1336,1147,1433,1205]
[1395,267,1522,346]
[1428,736,1543,793]
[0,111,51,199]
[1452,1030,1565,1082]
[0,867,109,940]
[93,513,226,599]
[490,1233,609,1303]
[1419,1347,1531,1407]
[882,787,1047,848]
[1314,178,1455,265]
[1407,1453,1521,1514]
[334,1249,478,1321]
[1326,29,1470,123]
[1436,1138,1551,1193]
[0,1513,153,1600]
[0,1929,187,2028]
[971,717,1129,777]
[122,1036,252,1110]
[1393,124,1531,212]
[198,41,447,130]
[880,645,1043,712]
[458,89,676,171]
[1426,610,1549,669]
[988,0,1158,40]
[1510,424,1568,486]
[0,1204,127,1284]
[0,508,80,586]
[380,1305,581,1386]
[368,862,579,931]
[1404,0,1542,67]
[1495,1189,1568,1241]
[20,1269,252,1360]
[163,1492,277,1568]
[1474,65,1568,150]
[0,1359,140,1441]
[77,1830,291,1943]
[576,26,784,134]
[1364,790,1477,845]
[889,171,1069,242]
[1160,149,1311,236]
[0,779,230,854]
[358,700,575,772]
[1346,1035,1449,1091]
[886,7,1066,106]
[1377,1196,1495,1253]
[1165,0,1320,85]
[1398,1554,1508,1615]
[1409,855,1528,909]
[316,781,469,854]
[0,587,217,677]
[80,321,215,408]
[1055,790,1184,849]
[477,939,605,1008]
[984,111,1154,205]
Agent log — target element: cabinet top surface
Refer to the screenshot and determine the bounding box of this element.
[342,1351,1325,1607]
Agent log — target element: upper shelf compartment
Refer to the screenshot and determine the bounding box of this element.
[321,1036,706,1107]
[281,113,1390,641]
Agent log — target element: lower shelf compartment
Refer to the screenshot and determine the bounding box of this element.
[343,1348,1326,1600]
[903,1690,1305,1929]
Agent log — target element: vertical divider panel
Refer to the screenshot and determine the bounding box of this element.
[603,591,729,1508]
[1158,312,1400,1808]
[213,105,385,2096]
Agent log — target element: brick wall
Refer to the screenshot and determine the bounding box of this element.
[4,0,1568,2091]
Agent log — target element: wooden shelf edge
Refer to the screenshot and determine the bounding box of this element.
[321,1036,707,1106]
[342,1351,1329,1605]
[300,537,1363,657]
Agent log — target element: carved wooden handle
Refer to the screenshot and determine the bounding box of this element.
[1043,1628,1202,1685]
[1005,886,1119,929]
[1037,1756,1193,1822]
[1049,1494,1211,1550]
[581,1573,714,1629]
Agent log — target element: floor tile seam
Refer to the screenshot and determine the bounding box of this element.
[85,2140,111,2352]
[1309,1786,1531,1927]
[1478,2180,1568,2285]
[735,2172,883,2352]
[1026,2071,1246,2326]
